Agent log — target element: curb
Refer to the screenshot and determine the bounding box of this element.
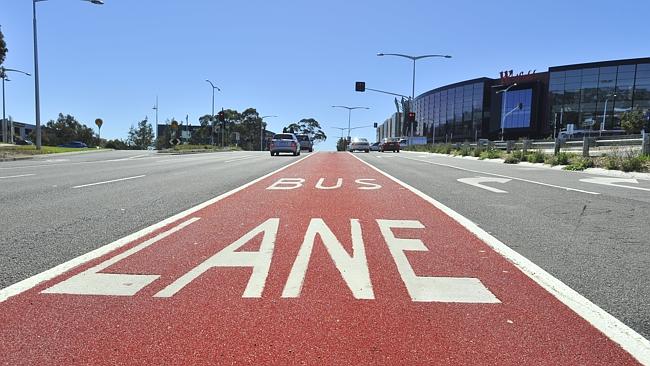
[402,150,650,181]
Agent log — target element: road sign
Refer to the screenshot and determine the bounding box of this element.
[171,121,179,130]
[0,153,647,364]
[94,118,103,128]
[169,138,180,146]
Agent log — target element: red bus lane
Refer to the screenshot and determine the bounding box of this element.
[0,152,646,365]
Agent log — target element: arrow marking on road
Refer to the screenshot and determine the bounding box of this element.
[579,177,650,191]
[457,176,512,193]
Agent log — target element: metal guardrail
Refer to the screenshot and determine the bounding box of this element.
[451,133,647,157]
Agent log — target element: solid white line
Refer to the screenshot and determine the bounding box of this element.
[224,156,259,163]
[0,174,36,179]
[397,155,600,195]
[72,175,146,189]
[350,153,650,365]
[0,152,315,303]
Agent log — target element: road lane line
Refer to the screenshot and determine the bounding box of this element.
[0,153,315,303]
[351,152,650,365]
[0,174,36,179]
[72,175,146,189]
[395,155,600,195]
[225,156,259,163]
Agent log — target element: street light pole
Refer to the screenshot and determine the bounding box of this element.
[205,79,220,146]
[377,53,451,138]
[32,0,103,150]
[259,115,277,151]
[1,67,31,143]
[602,94,617,136]
[496,83,517,141]
[331,105,369,141]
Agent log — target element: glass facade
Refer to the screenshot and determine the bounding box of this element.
[503,89,532,128]
[549,62,650,131]
[414,81,486,141]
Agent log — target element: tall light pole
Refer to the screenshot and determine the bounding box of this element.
[602,93,617,136]
[32,0,104,150]
[205,79,220,146]
[152,95,158,143]
[331,105,369,141]
[1,67,31,143]
[377,53,451,138]
[259,115,277,151]
[496,83,518,141]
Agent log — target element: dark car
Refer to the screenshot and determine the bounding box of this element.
[269,133,300,156]
[379,137,400,152]
[14,138,34,145]
[296,134,313,152]
[58,141,88,148]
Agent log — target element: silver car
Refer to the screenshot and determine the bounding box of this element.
[270,133,300,156]
[348,137,370,152]
[296,134,313,152]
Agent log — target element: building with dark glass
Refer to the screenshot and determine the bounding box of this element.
[377,57,650,142]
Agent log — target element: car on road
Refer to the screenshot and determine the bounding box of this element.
[369,142,380,151]
[348,137,370,152]
[379,137,400,152]
[296,134,313,152]
[269,133,300,156]
[14,138,33,145]
[399,139,408,149]
[58,141,88,148]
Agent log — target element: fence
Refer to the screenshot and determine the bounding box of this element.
[457,133,648,157]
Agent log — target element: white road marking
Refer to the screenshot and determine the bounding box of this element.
[396,155,600,195]
[457,177,511,193]
[580,177,650,192]
[0,153,315,303]
[350,153,650,365]
[42,218,200,296]
[224,156,259,163]
[72,175,146,189]
[0,174,35,179]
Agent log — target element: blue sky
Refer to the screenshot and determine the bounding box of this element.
[1,0,649,150]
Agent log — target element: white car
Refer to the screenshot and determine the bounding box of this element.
[399,139,408,148]
[369,142,380,151]
[348,137,370,152]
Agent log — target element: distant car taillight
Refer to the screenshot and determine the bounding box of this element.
[291,142,297,147]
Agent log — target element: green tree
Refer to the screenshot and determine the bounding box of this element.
[0,29,7,65]
[189,114,213,145]
[104,139,128,150]
[127,117,154,149]
[621,109,646,134]
[336,137,347,151]
[282,118,326,144]
[31,113,98,147]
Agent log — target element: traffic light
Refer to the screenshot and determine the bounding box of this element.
[373,122,378,128]
[407,112,416,123]
[217,111,225,122]
[355,81,366,92]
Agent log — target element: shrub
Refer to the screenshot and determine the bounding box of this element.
[621,156,646,172]
[511,150,526,161]
[564,157,594,171]
[472,148,482,157]
[604,155,620,170]
[459,145,472,156]
[504,155,520,164]
[528,150,546,163]
[479,148,502,160]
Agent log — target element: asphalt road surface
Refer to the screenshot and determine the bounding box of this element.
[0,150,304,289]
[355,151,650,340]
[0,150,649,365]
